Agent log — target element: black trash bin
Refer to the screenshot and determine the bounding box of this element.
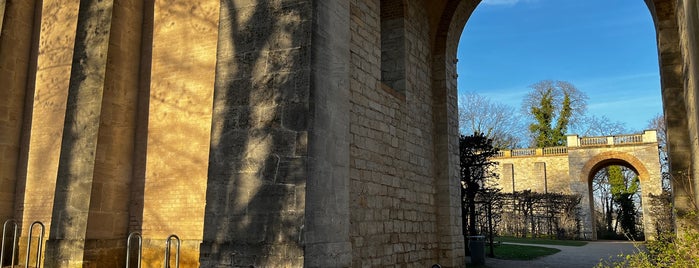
[468,235,486,265]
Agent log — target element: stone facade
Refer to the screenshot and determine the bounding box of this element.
[494,132,663,240]
[0,0,697,267]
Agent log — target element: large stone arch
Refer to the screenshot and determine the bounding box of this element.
[429,0,479,266]
[442,0,698,238]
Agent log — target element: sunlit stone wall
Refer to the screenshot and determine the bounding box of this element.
[138,1,219,267]
[348,0,442,266]
[0,0,37,226]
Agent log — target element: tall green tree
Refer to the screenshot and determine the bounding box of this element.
[523,80,588,147]
[608,165,640,238]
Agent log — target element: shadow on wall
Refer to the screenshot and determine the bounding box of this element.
[200,0,310,266]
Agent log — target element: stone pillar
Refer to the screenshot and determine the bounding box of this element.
[18,1,79,266]
[566,134,579,147]
[44,1,115,266]
[200,0,314,266]
[649,0,696,234]
[643,130,658,142]
[304,0,352,266]
[0,0,39,224]
[139,0,219,266]
[570,181,595,240]
[676,0,699,234]
[502,164,515,193]
[534,162,547,193]
[81,0,145,265]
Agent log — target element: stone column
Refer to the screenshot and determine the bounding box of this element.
[570,181,595,240]
[304,0,352,266]
[650,0,696,234]
[18,1,79,266]
[0,0,39,224]
[200,0,315,266]
[44,0,115,266]
[139,0,219,266]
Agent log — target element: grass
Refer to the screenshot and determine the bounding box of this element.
[492,243,561,260]
[496,236,588,247]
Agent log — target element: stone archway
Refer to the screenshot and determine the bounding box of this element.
[576,151,662,240]
[442,0,698,240]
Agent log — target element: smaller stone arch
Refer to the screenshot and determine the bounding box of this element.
[580,151,651,183]
[576,150,661,240]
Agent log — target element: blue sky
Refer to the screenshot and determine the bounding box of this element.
[457,0,662,132]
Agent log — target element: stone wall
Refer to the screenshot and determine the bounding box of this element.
[493,139,663,240]
[676,0,699,232]
[17,1,79,264]
[349,0,441,266]
[200,0,310,266]
[495,155,570,194]
[0,0,37,225]
[1,0,697,267]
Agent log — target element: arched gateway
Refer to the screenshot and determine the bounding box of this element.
[0,0,697,267]
[494,131,663,240]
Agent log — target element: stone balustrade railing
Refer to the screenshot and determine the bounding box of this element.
[494,130,658,158]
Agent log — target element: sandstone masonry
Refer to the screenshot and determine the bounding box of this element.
[0,0,697,267]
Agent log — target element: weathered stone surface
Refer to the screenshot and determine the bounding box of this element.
[2,0,699,267]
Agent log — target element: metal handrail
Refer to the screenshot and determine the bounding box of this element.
[25,221,44,268]
[163,234,180,268]
[1,219,19,267]
[126,232,143,268]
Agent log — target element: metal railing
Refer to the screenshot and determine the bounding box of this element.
[126,232,143,268]
[125,233,180,268]
[1,219,18,267]
[26,221,45,268]
[164,235,180,268]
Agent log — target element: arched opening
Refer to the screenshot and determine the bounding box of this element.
[457,1,661,145]
[589,162,645,241]
[577,151,664,241]
[433,0,688,245]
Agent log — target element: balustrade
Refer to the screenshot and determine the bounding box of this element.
[493,131,656,158]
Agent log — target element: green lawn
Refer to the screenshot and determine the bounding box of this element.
[496,236,588,247]
[492,243,561,260]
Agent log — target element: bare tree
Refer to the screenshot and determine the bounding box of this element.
[647,114,668,174]
[578,115,628,137]
[458,92,526,149]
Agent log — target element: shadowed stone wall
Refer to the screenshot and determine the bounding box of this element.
[674,0,699,232]
[1,0,698,267]
[200,0,311,266]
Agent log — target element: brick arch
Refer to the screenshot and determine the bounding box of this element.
[580,151,651,183]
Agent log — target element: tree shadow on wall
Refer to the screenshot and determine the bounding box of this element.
[200,0,311,266]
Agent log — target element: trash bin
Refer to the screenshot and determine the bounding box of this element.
[468,235,486,265]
